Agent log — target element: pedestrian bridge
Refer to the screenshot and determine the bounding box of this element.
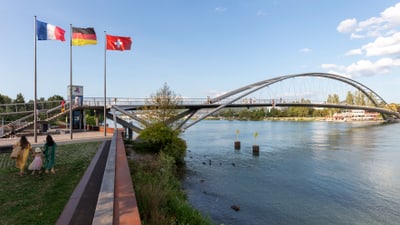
[1,72,399,137]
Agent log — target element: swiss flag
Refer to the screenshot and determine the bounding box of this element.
[106,34,132,51]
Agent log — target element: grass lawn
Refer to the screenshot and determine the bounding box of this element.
[0,141,102,225]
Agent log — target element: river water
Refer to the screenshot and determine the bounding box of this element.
[181,120,400,225]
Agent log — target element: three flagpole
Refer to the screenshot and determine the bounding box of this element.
[34,21,127,141]
[33,16,38,143]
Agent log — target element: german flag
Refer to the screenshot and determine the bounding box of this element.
[72,27,97,46]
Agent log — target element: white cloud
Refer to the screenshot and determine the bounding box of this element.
[337,18,357,33]
[332,3,400,78]
[299,48,312,53]
[350,33,364,39]
[322,58,400,77]
[338,3,400,39]
[381,2,400,26]
[345,49,363,56]
[362,32,400,56]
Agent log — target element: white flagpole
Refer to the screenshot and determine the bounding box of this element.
[69,24,73,139]
[34,16,38,143]
[104,31,107,137]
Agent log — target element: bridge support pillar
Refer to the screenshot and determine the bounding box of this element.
[128,128,133,140]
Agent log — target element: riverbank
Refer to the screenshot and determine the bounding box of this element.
[125,144,213,225]
[205,116,387,122]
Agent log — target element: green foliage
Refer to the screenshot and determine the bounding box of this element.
[136,123,186,165]
[143,83,183,126]
[129,151,212,225]
[14,93,25,103]
[85,114,97,126]
[47,95,64,101]
[0,94,12,104]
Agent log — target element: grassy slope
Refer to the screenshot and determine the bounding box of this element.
[0,142,101,225]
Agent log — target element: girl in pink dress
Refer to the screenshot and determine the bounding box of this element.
[28,147,43,175]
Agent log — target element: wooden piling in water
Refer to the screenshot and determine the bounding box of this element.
[252,145,259,156]
[234,141,241,150]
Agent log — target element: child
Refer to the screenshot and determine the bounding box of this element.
[28,147,43,175]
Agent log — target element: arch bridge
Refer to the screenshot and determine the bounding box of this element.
[1,73,399,137]
[113,72,399,132]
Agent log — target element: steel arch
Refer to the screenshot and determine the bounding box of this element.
[210,72,387,107]
[181,72,397,131]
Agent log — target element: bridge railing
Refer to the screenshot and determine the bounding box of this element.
[0,97,388,113]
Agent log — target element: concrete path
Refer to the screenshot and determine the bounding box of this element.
[0,131,112,147]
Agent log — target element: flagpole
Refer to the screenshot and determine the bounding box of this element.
[69,24,73,140]
[103,31,107,137]
[33,16,38,143]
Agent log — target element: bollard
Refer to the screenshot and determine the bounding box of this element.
[234,141,241,150]
[252,145,259,156]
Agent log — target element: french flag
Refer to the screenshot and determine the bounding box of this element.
[36,20,65,41]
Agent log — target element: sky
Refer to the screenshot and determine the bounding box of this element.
[1,0,400,103]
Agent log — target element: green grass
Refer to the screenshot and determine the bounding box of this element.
[0,142,101,225]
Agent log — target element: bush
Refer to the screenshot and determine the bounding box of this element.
[135,123,186,165]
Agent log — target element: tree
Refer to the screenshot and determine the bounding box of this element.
[136,84,187,165]
[143,83,183,127]
[354,90,366,105]
[326,93,340,116]
[14,93,25,104]
[47,95,64,109]
[48,95,64,101]
[0,94,12,104]
[345,91,354,105]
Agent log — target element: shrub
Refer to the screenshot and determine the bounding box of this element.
[136,123,186,165]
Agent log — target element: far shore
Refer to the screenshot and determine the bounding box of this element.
[202,116,388,123]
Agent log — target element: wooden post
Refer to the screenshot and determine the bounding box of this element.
[252,145,259,156]
[234,141,241,150]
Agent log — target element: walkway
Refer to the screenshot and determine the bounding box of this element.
[0,130,111,147]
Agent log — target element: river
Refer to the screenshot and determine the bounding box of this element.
[181,120,400,225]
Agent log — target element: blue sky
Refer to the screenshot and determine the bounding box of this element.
[1,0,400,103]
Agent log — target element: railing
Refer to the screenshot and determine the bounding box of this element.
[0,97,382,110]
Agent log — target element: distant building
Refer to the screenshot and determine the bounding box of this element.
[332,110,379,121]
